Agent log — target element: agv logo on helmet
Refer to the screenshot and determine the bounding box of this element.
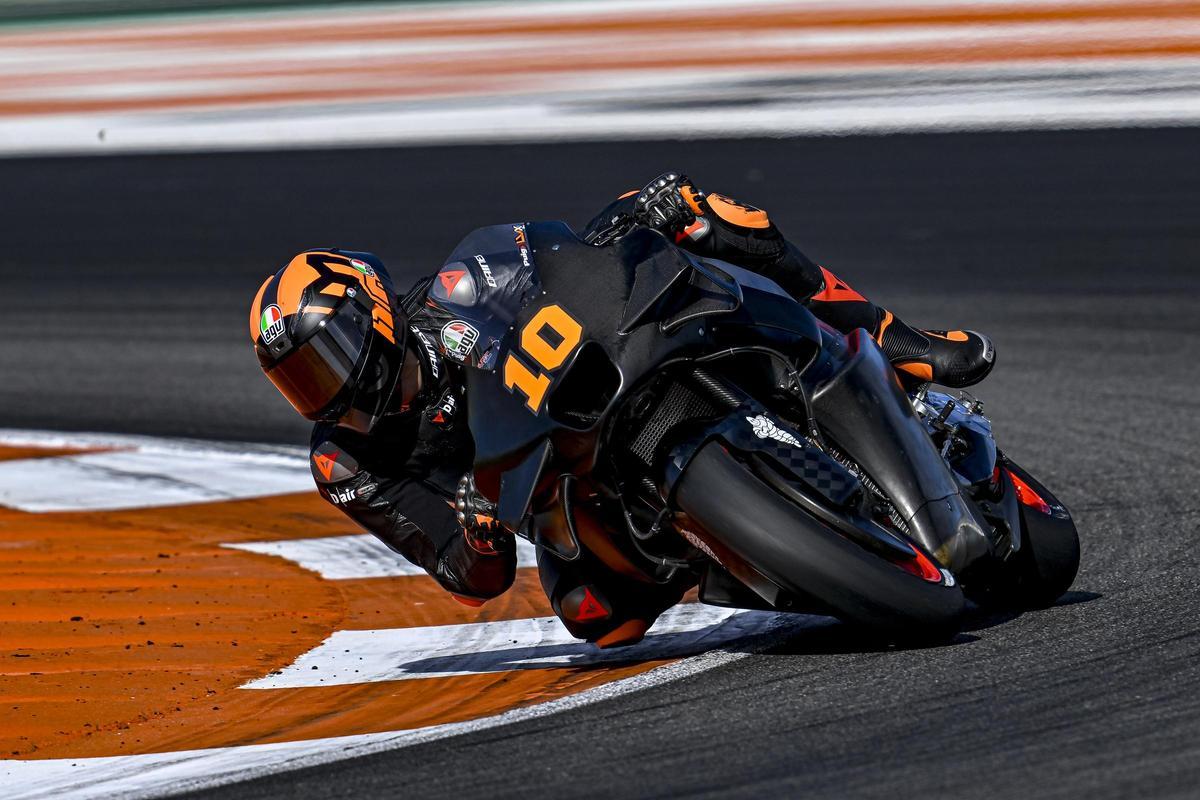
[250,249,409,434]
[259,304,285,344]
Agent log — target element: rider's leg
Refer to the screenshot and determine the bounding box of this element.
[804,265,996,388]
[536,547,695,648]
[651,179,996,388]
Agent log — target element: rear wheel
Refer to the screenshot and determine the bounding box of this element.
[674,442,965,637]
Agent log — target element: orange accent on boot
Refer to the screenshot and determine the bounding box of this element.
[594,618,650,649]
[894,362,934,381]
[706,193,769,228]
[452,594,486,608]
[925,329,969,342]
[617,189,639,200]
[874,309,895,343]
[815,267,869,304]
[680,185,705,215]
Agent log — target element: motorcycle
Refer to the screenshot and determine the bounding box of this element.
[421,220,1080,638]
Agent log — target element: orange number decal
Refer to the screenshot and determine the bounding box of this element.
[503,357,553,414]
[520,305,584,370]
[502,303,584,413]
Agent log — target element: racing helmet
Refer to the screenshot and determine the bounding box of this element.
[250,249,408,434]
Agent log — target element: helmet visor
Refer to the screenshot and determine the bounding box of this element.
[264,307,371,418]
[335,329,407,434]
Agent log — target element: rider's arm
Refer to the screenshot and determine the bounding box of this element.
[309,425,516,603]
[585,173,828,303]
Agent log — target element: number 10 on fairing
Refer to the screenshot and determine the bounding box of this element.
[502,304,583,413]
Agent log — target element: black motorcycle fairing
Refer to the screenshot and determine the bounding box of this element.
[662,400,860,507]
[624,250,823,367]
[618,234,724,333]
[463,222,648,497]
[425,222,541,370]
[809,328,992,574]
[465,223,825,504]
[662,397,947,593]
[496,438,553,529]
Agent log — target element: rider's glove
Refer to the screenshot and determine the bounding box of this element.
[455,473,513,555]
[633,171,701,235]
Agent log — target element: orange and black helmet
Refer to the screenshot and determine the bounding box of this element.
[250,249,408,434]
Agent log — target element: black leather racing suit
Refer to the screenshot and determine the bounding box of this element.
[308,296,515,607]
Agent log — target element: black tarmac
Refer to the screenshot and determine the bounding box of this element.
[5,128,1200,799]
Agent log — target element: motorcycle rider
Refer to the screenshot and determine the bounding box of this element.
[249,172,995,648]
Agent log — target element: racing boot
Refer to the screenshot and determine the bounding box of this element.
[807,266,996,388]
[874,310,996,388]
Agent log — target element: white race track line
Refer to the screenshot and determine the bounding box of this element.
[0,429,829,799]
[0,429,310,511]
[225,532,539,579]
[244,604,781,687]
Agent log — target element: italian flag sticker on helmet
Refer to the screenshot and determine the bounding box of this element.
[260,304,285,344]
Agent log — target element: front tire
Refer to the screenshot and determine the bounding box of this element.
[674,442,965,637]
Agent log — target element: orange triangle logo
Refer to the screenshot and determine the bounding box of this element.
[312,451,338,481]
[438,270,466,296]
[575,587,609,622]
[815,266,867,303]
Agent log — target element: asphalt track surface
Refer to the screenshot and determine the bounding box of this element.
[5,127,1200,798]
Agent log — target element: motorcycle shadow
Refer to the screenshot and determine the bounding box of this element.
[764,623,980,656]
[761,590,1102,657]
[397,609,829,676]
[960,589,1102,635]
[396,592,1102,677]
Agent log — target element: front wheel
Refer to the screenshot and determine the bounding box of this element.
[674,442,965,637]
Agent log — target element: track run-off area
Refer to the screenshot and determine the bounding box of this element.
[3,0,1200,153]
[1,125,1198,798]
[0,431,803,797]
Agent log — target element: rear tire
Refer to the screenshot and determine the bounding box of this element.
[675,442,965,638]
